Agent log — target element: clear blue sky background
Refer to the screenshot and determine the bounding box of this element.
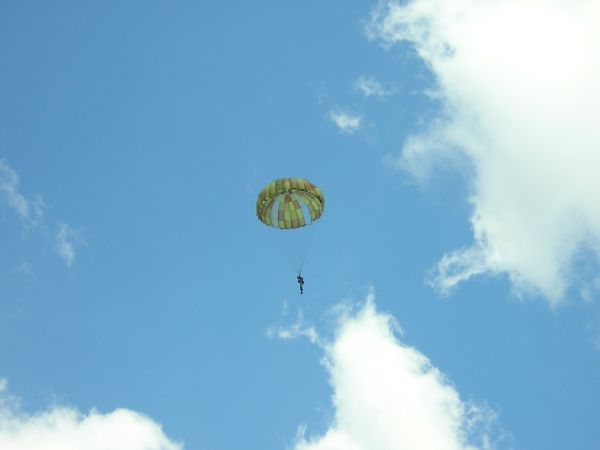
[1,2,599,449]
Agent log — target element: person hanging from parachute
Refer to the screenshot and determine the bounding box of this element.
[297,274,304,294]
[256,178,325,294]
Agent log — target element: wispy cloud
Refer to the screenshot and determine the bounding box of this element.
[592,336,600,353]
[0,161,83,268]
[13,261,35,279]
[56,223,84,268]
[266,309,319,344]
[354,76,389,98]
[285,292,507,450]
[329,110,363,135]
[0,379,182,450]
[369,0,600,305]
[0,161,43,225]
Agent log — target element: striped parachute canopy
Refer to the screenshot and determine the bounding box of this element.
[256,178,325,229]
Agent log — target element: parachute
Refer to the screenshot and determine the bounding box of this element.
[256,178,325,229]
[256,178,325,288]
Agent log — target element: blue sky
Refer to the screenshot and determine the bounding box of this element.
[1,1,600,449]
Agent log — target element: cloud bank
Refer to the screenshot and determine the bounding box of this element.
[289,293,502,450]
[0,379,182,450]
[368,0,600,305]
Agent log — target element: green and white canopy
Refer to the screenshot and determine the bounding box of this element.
[256,178,325,229]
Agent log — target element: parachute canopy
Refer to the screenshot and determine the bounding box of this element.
[256,178,325,229]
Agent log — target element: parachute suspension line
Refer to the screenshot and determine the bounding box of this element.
[268,230,302,275]
[291,190,315,276]
[296,225,317,276]
[267,225,316,276]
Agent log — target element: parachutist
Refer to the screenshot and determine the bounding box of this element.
[297,275,304,294]
[256,178,324,290]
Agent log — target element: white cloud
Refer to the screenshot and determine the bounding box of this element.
[353,77,389,98]
[368,0,600,305]
[56,223,83,267]
[266,309,319,344]
[290,293,505,450]
[0,161,82,268]
[329,110,363,134]
[0,161,43,225]
[0,379,182,450]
